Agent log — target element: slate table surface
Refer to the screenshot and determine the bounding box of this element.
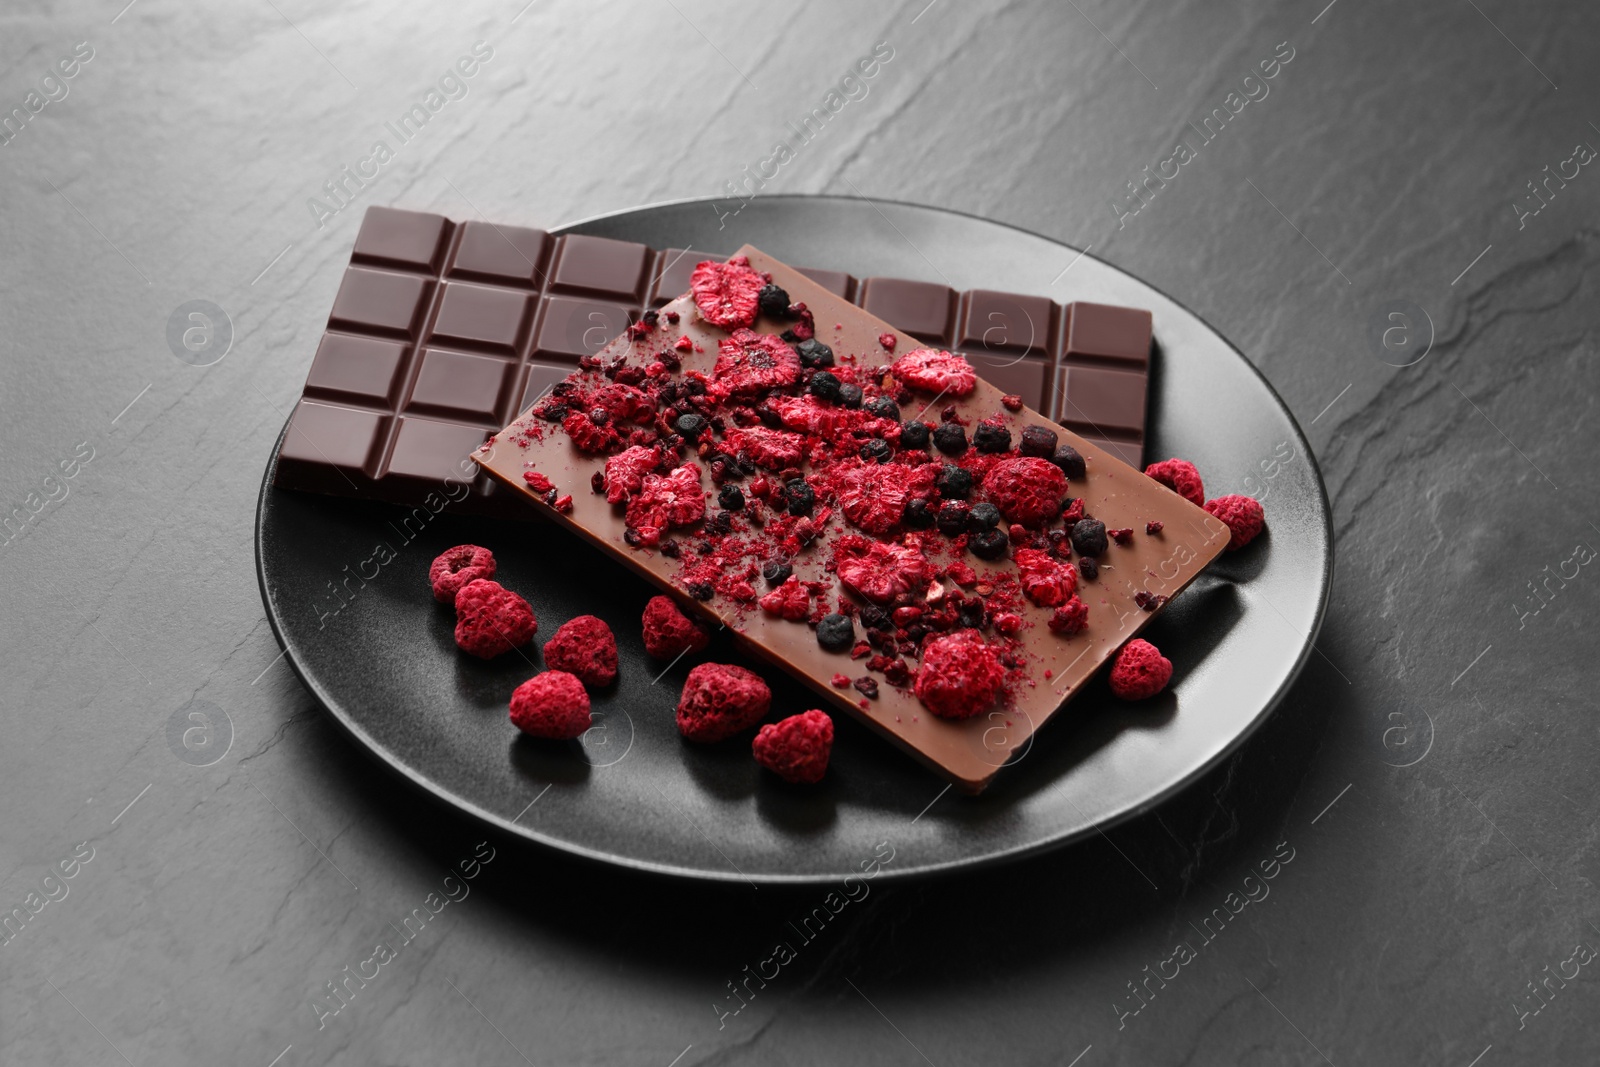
[2,1,1596,1064]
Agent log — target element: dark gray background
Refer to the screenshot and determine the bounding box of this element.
[1,0,1595,1064]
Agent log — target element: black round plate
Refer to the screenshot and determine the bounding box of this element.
[256,196,1333,884]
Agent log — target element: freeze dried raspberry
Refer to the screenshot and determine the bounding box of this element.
[429,544,496,604]
[724,425,805,470]
[453,579,537,659]
[1108,638,1172,700]
[759,576,812,621]
[509,670,592,739]
[592,383,655,425]
[710,329,801,400]
[891,349,977,397]
[690,256,764,329]
[1204,494,1266,550]
[1108,527,1134,546]
[642,595,711,659]
[1146,520,1164,535]
[945,560,977,587]
[603,445,661,504]
[1013,548,1078,607]
[553,494,573,514]
[1001,394,1024,412]
[913,630,1005,720]
[834,535,936,604]
[768,394,855,438]
[1144,458,1205,507]
[674,334,693,351]
[563,409,620,454]
[677,662,772,742]
[1047,596,1089,635]
[982,457,1068,527]
[543,615,618,688]
[522,471,555,494]
[838,462,913,536]
[752,710,833,784]
[624,464,705,546]
[878,332,897,350]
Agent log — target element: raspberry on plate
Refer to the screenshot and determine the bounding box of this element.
[913,629,1005,719]
[1108,638,1172,700]
[710,329,801,400]
[676,662,772,743]
[453,579,537,659]
[1204,494,1266,550]
[543,615,619,688]
[509,670,592,739]
[690,255,765,329]
[642,595,710,659]
[752,710,834,784]
[429,544,496,604]
[982,457,1068,527]
[1144,458,1205,506]
[890,348,977,397]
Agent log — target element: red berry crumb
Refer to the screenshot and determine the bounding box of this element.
[1047,596,1089,635]
[509,670,592,739]
[674,334,693,351]
[603,445,661,504]
[752,710,833,784]
[1203,494,1266,550]
[522,471,555,494]
[877,332,897,351]
[913,630,1005,720]
[1144,458,1205,506]
[758,576,812,621]
[891,349,977,397]
[983,457,1069,527]
[677,662,772,743]
[1146,520,1164,535]
[1001,393,1024,412]
[429,544,495,604]
[1108,638,1172,700]
[690,256,765,329]
[1108,527,1134,546]
[831,673,851,688]
[1013,548,1078,607]
[453,579,537,659]
[641,595,710,659]
[543,615,618,688]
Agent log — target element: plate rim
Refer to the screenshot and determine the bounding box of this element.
[254,193,1335,885]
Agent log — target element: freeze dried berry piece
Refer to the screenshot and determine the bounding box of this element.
[859,439,892,464]
[1050,445,1086,480]
[723,425,805,470]
[642,595,711,659]
[603,444,661,505]
[1001,394,1024,412]
[839,463,912,535]
[522,471,555,494]
[972,419,1011,454]
[690,256,764,329]
[762,559,792,586]
[1019,424,1058,458]
[543,615,619,688]
[808,370,843,402]
[899,421,930,450]
[509,671,592,740]
[1078,555,1099,580]
[968,502,1002,530]
[1047,596,1089,636]
[1108,527,1134,546]
[711,329,802,400]
[913,630,1005,720]
[936,500,970,537]
[983,457,1068,527]
[834,535,936,604]
[1133,590,1168,612]
[719,485,745,510]
[969,527,1009,560]
[759,576,812,621]
[903,498,934,528]
[891,349,977,397]
[1070,517,1108,557]
[1146,520,1164,535]
[758,283,793,320]
[1204,494,1266,550]
[935,464,974,499]
[453,579,537,660]
[865,396,901,421]
[878,332,897,350]
[563,409,620,454]
[785,478,815,517]
[933,423,968,455]
[429,544,496,604]
[853,676,879,700]
[795,338,834,368]
[816,613,855,652]
[674,412,708,441]
[752,710,833,784]
[1014,548,1078,607]
[624,464,706,547]
[677,662,772,743]
[1108,638,1172,700]
[1144,458,1205,506]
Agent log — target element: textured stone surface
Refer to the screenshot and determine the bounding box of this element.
[0,1,1596,1064]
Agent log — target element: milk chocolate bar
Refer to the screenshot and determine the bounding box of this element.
[272,207,1150,513]
[472,247,1228,792]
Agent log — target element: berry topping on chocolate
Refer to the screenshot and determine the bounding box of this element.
[1144,458,1205,506]
[932,423,968,455]
[603,444,661,504]
[891,349,977,397]
[429,544,496,604]
[899,420,930,450]
[968,502,1002,530]
[642,595,711,659]
[968,526,1010,560]
[935,464,974,499]
[1013,549,1078,607]
[1109,639,1172,700]
[838,382,863,409]
[757,283,793,320]
[691,256,765,329]
[1019,424,1058,458]
[762,559,792,586]
[624,464,706,546]
[808,370,843,402]
[509,671,592,740]
[718,485,746,510]
[834,535,936,604]
[936,500,970,536]
[752,710,833,784]
[543,615,619,688]
[1146,520,1164,535]
[711,329,802,401]
[1204,494,1266,550]
[877,332,898,350]
[1108,527,1134,546]
[1050,444,1086,480]
[676,662,772,743]
[983,457,1068,527]
[784,478,815,517]
[902,498,935,528]
[864,396,901,420]
[794,337,834,368]
[972,419,1012,454]
[1077,555,1099,580]
[674,412,708,440]
[816,613,856,652]
[759,576,813,621]
[1047,596,1089,636]
[913,630,1005,719]
[1069,517,1108,557]
[453,579,537,660]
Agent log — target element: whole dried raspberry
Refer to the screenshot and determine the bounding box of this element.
[891,349,977,397]
[878,332,898,350]
[624,464,706,546]
[509,670,592,739]
[758,576,812,621]
[1047,596,1089,635]
[1144,458,1205,506]
[453,579,537,659]
[982,457,1068,527]
[642,595,710,659]
[429,544,496,604]
[752,710,833,784]
[1204,494,1266,550]
[562,409,620,453]
[1108,638,1172,700]
[838,462,912,536]
[723,425,805,470]
[711,329,801,400]
[913,630,1005,720]
[543,615,619,687]
[677,662,772,742]
[1013,548,1078,607]
[834,535,936,604]
[690,256,764,329]
[603,445,661,504]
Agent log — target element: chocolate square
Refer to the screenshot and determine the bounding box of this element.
[1066,301,1152,366]
[305,333,409,407]
[860,277,956,343]
[278,399,387,490]
[533,296,636,363]
[549,234,650,299]
[1058,364,1148,436]
[351,206,451,272]
[406,349,514,422]
[447,221,550,287]
[958,290,1057,356]
[329,268,432,339]
[429,281,532,353]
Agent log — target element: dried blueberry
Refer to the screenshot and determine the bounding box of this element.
[785,478,815,517]
[858,439,892,464]
[957,600,986,629]
[973,421,1011,453]
[936,500,971,537]
[1078,555,1099,580]
[758,284,793,320]
[838,382,863,409]
[816,613,855,652]
[795,338,834,368]
[762,559,792,585]
[675,412,708,440]
[853,677,879,700]
[808,370,842,402]
[1070,517,1108,557]
[689,581,715,601]
[903,498,935,528]
[1051,444,1086,480]
[969,526,1010,560]
[718,485,745,510]
[968,502,1002,530]
[859,605,893,631]
[935,464,974,499]
[1020,424,1058,458]
[865,396,901,420]
[933,422,968,455]
[899,421,930,450]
